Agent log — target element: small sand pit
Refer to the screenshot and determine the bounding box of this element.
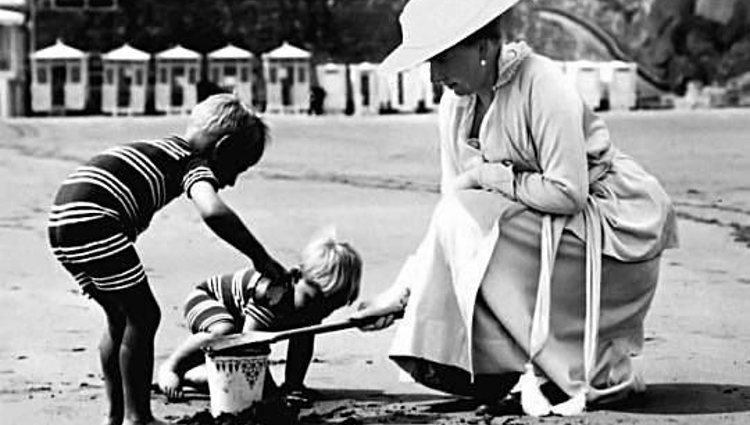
[174,398,299,425]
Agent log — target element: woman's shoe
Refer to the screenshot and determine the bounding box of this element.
[475,393,523,417]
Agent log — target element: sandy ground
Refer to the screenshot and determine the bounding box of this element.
[1,110,749,424]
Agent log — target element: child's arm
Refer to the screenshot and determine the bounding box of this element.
[166,325,233,374]
[189,181,286,281]
[284,333,315,390]
[158,321,235,399]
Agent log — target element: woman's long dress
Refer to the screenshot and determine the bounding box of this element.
[387,43,678,401]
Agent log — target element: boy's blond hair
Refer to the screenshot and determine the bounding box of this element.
[190,93,253,134]
[188,94,269,166]
[300,237,362,307]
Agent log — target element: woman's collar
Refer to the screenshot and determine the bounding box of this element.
[493,41,532,90]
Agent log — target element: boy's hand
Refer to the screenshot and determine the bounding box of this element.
[256,256,287,284]
[253,257,292,309]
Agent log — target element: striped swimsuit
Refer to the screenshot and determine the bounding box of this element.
[48,136,218,292]
[183,268,283,333]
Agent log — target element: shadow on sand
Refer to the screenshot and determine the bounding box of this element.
[315,388,452,403]
[312,384,750,420]
[604,383,750,415]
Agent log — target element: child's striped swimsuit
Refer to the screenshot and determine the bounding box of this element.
[183,268,281,333]
[48,136,218,292]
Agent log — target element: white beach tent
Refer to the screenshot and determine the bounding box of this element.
[567,60,603,110]
[262,42,311,114]
[603,61,637,110]
[30,39,88,113]
[154,45,201,115]
[0,7,25,117]
[101,43,150,115]
[207,44,254,106]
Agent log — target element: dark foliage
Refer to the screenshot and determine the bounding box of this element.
[31,0,749,93]
[34,0,406,63]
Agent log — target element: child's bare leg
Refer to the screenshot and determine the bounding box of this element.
[94,293,127,425]
[115,284,162,425]
[158,321,234,400]
[182,365,208,390]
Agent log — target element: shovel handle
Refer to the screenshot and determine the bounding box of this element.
[266,304,405,343]
[206,303,405,353]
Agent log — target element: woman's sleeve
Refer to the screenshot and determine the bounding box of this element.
[475,162,514,197]
[513,63,589,215]
[438,93,460,194]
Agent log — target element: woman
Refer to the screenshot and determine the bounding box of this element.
[356,0,678,416]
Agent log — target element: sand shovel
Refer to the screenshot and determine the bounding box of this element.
[204,303,405,353]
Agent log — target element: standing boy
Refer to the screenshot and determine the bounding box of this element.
[48,94,286,425]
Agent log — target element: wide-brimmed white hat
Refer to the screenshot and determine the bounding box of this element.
[380,0,521,74]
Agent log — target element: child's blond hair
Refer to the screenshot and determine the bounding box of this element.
[300,237,362,307]
[188,94,269,166]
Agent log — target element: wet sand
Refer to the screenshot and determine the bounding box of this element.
[1,111,749,424]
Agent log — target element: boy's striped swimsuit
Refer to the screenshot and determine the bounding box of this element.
[48,136,218,292]
[184,268,280,333]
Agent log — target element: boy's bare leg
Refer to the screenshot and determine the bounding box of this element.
[94,293,126,425]
[158,322,234,400]
[114,284,164,425]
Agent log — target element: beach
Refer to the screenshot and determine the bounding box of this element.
[1,110,749,424]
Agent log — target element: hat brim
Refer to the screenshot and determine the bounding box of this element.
[378,0,522,75]
[379,42,448,75]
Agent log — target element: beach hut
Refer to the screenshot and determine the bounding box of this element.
[350,62,380,115]
[207,44,254,106]
[315,63,348,114]
[0,7,25,117]
[568,60,602,110]
[606,61,637,110]
[101,44,149,115]
[154,45,201,115]
[381,63,435,113]
[30,39,88,113]
[262,42,311,114]
[414,62,439,110]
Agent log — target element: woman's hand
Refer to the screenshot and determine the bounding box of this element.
[449,169,481,191]
[352,288,410,331]
[451,163,515,199]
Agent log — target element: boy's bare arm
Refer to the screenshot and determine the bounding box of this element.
[284,334,315,389]
[189,181,286,281]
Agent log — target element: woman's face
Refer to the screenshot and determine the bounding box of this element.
[429,41,487,96]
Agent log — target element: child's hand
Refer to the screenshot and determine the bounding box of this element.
[253,274,292,310]
[279,383,319,407]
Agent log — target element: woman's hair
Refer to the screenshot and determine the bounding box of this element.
[189,93,269,167]
[459,3,527,47]
[300,237,362,307]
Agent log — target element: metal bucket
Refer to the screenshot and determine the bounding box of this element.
[204,345,271,417]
